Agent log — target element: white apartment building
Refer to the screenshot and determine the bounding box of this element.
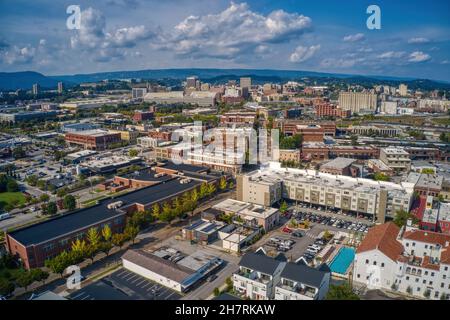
[379,147,411,172]
[233,251,331,300]
[237,162,414,223]
[338,92,378,114]
[233,251,285,300]
[354,221,450,300]
[380,101,399,115]
[274,262,331,300]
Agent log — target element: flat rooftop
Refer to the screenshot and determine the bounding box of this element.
[406,172,443,190]
[9,175,202,246]
[245,162,412,197]
[213,199,251,213]
[320,157,356,170]
[9,198,126,246]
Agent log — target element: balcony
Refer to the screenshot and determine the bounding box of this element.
[236,269,271,285]
[278,283,318,299]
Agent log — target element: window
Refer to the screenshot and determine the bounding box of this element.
[357,274,360,278]
[373,261,377,266]
[381,263,385,268]
[365,259,369,264]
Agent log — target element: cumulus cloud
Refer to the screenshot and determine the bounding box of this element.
[377,51,406,59]
[157,2,312,59]
[408,37,430,44]
[70,7,154,62]
[1,45,36,64]
[289,45,320,63]
[320,57,365,68]
[408,51,431,63]
[343,33,365,42]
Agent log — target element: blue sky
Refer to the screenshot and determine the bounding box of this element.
[0,0,449,81]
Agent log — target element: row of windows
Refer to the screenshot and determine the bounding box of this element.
[365,259,385,268]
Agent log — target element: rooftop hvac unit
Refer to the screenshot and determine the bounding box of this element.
[107,201,124,210]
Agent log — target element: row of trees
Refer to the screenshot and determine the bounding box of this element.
[0,174,19,193]
[44,223,136,277]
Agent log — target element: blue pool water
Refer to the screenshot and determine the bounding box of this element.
[329,247,355,274]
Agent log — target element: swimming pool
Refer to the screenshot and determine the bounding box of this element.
[329,247,355,275]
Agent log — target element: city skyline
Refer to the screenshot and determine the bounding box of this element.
[1,0,450,81]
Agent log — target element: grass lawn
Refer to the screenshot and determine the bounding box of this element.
[0,192,26,208]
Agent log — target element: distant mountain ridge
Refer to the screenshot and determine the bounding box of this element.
[1,68,449,91]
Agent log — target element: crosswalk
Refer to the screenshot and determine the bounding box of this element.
[303,231,317,239]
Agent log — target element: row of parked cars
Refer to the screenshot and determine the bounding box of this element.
[301,237,329,263]
[266,237,296,252]
[294,212,370,233]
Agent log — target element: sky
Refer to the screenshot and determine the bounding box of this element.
[0,0,449,81]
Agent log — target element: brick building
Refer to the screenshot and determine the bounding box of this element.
[65,130,121,150]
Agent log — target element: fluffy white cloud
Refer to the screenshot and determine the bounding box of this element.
[70,7,154,62]
[320,57,365,68]
[408,37,430,44]
[1,45,36,64]
[408,51,431,62]
[158,2,312,59]
[289,45,320,63]
[377,51,406,59]
[343,33,365,42]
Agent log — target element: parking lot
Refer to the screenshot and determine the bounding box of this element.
[68,268,182,300]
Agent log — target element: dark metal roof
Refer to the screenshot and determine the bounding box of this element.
[158,161,209,173]
[9,178,201,246]
[238,252,282,275]
[8,198,126,246]
[281,262,329,288]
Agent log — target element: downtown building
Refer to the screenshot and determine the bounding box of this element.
[233,250,331,300]
[338,91,378,114]
[237,162,414,223]
[353,222,450,300]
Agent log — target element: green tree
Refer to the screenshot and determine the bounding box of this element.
[280,201,288,214]
[129,149,139,157]
[101,224,112,242]
[39,193,50,202]
[99,241,113,256]
[87,227,100,248]
[190,189,199,202]
[112,233,126,249]
[393,210,418,228]
[213,287,220,297]
[374,172,390,182]
[63,194,76,211]
[0,278,15,297]
[16,271,34,292]
[57,188,68,198]
[30,268,49,285]
[124,224,139,244]
[199,183,208,199]
[6,180,19,192]
[71,239,88,258]
[45,251,72,277]
[44,201,58,215]
[219,177,227,190]
[152,203,160,219]
[160,202,174,223]
[207,183,216,196]
[326,283,360,300]
[173,197,183,218]
[350,135,358,146]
